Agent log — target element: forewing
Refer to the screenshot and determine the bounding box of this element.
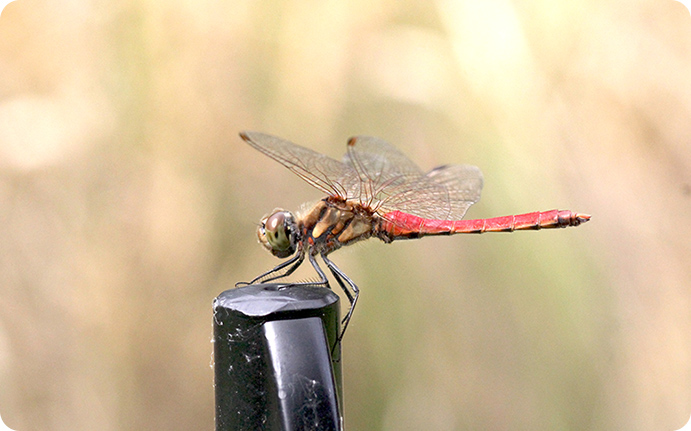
[241,131,357,198]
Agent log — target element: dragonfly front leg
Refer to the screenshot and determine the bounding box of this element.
[236,249,305,287]
[321,252,359,341]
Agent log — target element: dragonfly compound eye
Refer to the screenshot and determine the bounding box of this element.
[257,210,296,258]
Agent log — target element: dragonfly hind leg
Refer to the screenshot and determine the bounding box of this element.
[321,253,359,342]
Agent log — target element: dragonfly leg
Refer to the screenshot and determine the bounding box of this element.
[236,249,305,287]
[243,252,328,288]
[306,252,329,287]
[321,252,359,342]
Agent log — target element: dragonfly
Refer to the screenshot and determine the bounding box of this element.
[239,131,590,340]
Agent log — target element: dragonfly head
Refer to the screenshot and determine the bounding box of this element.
[258,209,298,258]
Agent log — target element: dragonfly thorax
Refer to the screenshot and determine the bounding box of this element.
[257,209,300,258]
[299,198,377,255]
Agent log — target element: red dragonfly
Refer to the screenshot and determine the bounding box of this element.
[239,131,590,338]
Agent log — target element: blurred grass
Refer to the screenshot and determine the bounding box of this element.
[0,0,690,430]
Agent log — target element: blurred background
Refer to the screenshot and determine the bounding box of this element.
[0,0,689,430]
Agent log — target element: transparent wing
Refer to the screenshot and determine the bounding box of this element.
[240,131,358,199]
[243,132,484,221]
[341,136,424,203]
[345,136,484,220]
[381,164,483,220]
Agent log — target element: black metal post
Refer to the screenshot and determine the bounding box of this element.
[213,283,343,431]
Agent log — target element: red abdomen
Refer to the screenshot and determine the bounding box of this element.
[379,210,590,240]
